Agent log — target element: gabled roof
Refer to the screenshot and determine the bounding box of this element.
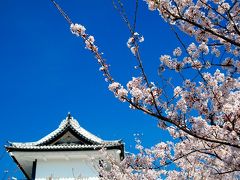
[5,113,124,180]
[6,113,123,151]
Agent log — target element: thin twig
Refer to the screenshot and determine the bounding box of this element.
[50,0,72,25]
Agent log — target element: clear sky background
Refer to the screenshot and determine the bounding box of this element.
[0,0,184,179]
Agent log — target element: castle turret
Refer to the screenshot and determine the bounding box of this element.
[5,113,124,180]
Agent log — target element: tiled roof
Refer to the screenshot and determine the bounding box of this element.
[8,143,122,150]
[6,114,123,151]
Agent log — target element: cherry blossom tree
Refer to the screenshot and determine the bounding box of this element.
[51,0,240,179]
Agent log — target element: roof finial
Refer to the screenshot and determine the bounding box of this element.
[67,112,72,120]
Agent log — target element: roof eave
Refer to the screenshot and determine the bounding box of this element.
[5,148,31,180]
[5,144,124,152]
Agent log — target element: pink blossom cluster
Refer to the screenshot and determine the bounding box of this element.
[108,82,128,101]
[70,23,86,36]
[70,23,99,53]
[127,77,161,106]
[70,23,114,83]
[127,32,144,55]
[144,0,240,55]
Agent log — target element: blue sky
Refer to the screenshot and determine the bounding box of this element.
[0,0,181,179]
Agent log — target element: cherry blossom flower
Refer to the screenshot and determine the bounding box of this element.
[173,47,182,57]
[70,23,86,36]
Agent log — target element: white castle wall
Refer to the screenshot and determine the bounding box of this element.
[34,150,120,180]
[35,159,99,180]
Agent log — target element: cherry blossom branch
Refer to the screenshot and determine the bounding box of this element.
[50,0,72,25]
[113,0,162,115]
[51,0,114,84]
[127,96,240,149]
[159,2,240,48]
[133,0,139,32]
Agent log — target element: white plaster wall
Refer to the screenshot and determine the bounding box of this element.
[35,159,99,180]
[34,150,121,180]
